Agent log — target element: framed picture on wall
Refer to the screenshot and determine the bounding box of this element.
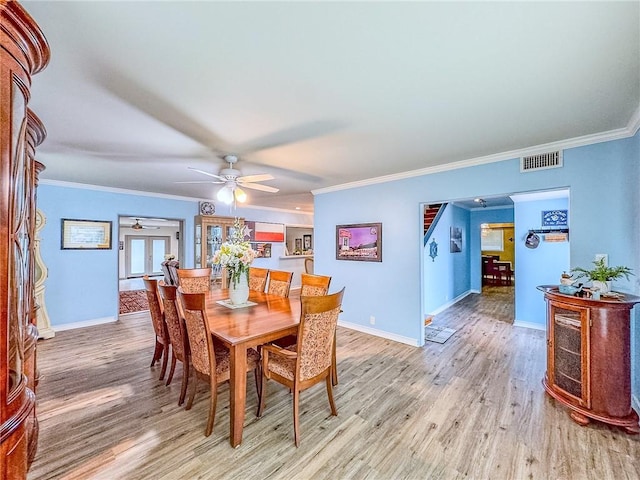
[61,218,112,250]
[450,226,462,253]
[303,234,312,250]
[336,222,382,262]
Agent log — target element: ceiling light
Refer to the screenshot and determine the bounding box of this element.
[217,185,234,204]
[234,187,247,203]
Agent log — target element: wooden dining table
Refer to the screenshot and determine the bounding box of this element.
[204,288,300,447]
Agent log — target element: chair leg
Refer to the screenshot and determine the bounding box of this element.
[205,377,217,437]
[186,370,198,410]
[257,374,268,417]
[159,343,169,381]
[331,334,338,386]
[326,373,337,416]
[254,367,261,401]
[150,338,163,367]
[166,351,177,386]
[293,388,300,447]
[178,360,189,406]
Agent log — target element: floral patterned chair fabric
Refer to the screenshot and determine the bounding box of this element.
[266,270,293,298]
[158,283,190,406]
[143,276,170,381]
[257,287,345,447]
[176,267,212,293]
[249,267,269,292]
[300,273,331,297]
[178,289,261,437]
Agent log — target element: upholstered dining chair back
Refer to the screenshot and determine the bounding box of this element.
[304,257,314,274]
[178,289,260,437]
[258,287,346,446]
[143,276,170,381]
[249,267,269,292]
[166,260,180,286]
[267,270,293,297]
[300,273,331,297]
[158,283,190,405]
[176,267,212,293]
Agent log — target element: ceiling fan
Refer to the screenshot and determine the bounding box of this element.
[178,154,279,204]
[129,218,160,230]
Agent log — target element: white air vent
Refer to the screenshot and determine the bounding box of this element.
[521,151,563,172]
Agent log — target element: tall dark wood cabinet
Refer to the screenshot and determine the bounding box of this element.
[0,1,50,478]
[539,287,640,434]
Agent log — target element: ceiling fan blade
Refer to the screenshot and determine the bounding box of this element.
[237,173,274,183]
[187,167,226,180]
[241,183,279,193]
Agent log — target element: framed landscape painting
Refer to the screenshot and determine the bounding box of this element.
[336,222,382,262]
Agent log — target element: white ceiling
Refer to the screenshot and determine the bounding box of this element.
[24,1,640,213]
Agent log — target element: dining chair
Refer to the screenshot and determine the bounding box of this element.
[249,267,269,292]
[304,257,314,274]
[158,283,190,406]
[276,273,339,386]
[266,270,293,298]
[178,289,261,437]
[166,260,180,286]
[176,267,212,293]
[143,276,170,381]
[300,273,331,296]
[257,287,345,447]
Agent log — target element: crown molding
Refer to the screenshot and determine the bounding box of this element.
[313,109,640,196]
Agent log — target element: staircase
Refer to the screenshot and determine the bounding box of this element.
[423,203,447,245]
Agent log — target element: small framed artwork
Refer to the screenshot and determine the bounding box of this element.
[450,226,462,253]
[336,222,382,262]
[251,242,272,258]
[61,219,112,250]
[295,238,303,252]
[303,234,312,250]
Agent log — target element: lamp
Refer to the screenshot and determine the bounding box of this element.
[216,184,247,205]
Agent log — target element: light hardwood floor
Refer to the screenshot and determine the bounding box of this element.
[29,287,639,479]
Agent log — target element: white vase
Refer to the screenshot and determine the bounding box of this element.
[591,280,611,293]
[229,272,249,305]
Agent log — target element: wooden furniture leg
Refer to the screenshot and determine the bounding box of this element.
[229,344,247,448]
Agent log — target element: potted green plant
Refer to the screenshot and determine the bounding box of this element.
[571,258,634,293]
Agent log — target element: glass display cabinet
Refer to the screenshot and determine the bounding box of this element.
[194,215,244,286]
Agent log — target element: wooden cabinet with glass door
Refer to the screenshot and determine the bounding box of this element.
[194,215,244,287]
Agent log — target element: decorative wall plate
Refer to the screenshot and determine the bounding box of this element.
[199,201,215,216]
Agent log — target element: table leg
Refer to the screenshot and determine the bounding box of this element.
[229,343,247,447]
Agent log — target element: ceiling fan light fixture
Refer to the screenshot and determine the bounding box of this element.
[234,187,247,203]
[217,185,234,204]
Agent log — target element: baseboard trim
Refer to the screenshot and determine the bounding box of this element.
[513,320,546,331]
[53,316,117,332]
[338,320,419,347]
[428,290,475,316]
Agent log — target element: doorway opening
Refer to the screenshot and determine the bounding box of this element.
[118,216,182,315]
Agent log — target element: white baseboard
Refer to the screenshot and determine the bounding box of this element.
[513,320,546,331]
[428,290,475,316]
[338,319,419,347]
[53,316,117,332]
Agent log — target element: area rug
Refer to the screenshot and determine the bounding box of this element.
[424,325,457,344]
[119,289,149,314]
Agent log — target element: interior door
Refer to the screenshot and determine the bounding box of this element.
[125,235,170,278]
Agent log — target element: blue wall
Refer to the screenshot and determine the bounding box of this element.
[314,131,639,394]
[422,204,471,315]
[513,196,570,328]
[38,183,312,327]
